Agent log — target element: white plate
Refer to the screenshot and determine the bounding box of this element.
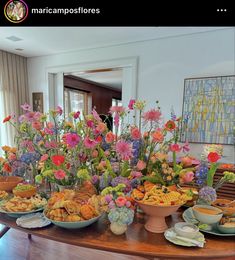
[0,207,44,218]
[16,212,51,228]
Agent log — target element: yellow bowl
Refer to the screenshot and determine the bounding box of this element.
[13,186,37,198]
[0,176,23,191]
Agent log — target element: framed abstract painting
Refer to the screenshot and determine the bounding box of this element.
[180,75,235,145]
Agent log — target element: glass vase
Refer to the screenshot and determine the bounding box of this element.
[110,222,127,235]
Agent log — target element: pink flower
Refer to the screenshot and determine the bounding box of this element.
[21,103,31,111]
[170,144,181,152]
[143,109,161,122]
[8,153,16,161]
[65,133,80,147]
[84,137,97,149]
[130,171,142,178]
[180,156,193,167]
[44,128,54,135]
[24,111,41,122]
[54,169,66,180]
[128,99,135,110]
[45,141,58,149]
[182,142,190,153]
[109,106,125,114]
[114,113,119,127]
[137,160,146,170]
[181,171,194,183]
[47,122,54,129]
[40,154,49,162]
[115,196,127,207]
[32,121,42,130]
[92,109,102,121]
[131,127,141,139]
[116,140,133,161]
[125,201,131,208]
[73,111,80,119]
[92,150,99,158]
[87,120,94,128]
[56,106,63,115]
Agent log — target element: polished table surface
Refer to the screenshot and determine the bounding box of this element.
[0,209,234,259]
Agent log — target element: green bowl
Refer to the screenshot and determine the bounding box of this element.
[217,223,235,234]
[43,211,101,229]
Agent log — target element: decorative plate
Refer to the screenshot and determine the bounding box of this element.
[164,227,205,247]
[0,207,44,218]
[182,207,235,236]
[43,211,102,229]
[16,212,51,228]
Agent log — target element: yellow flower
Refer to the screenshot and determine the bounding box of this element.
[133,100,146,110]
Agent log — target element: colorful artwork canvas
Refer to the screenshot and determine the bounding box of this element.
[181,75,235,144]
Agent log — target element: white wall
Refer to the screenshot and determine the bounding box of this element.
[27,28,235,163]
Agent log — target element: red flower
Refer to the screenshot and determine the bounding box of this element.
[3,115,11,123]
[207,152,221,163]
[165,120,176,131]
[51,155,65,166]
[170,144,181,152]
[3,163,12,173]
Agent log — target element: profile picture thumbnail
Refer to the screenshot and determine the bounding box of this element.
[4,0,28,23]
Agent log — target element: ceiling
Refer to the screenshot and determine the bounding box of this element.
[0,27,228,58]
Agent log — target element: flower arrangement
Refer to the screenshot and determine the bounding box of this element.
[196,145,235,204]
[101,184,135,235]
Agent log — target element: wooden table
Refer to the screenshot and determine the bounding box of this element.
[0,209,234,259]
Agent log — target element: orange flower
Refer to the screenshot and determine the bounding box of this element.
[2,146,11,152]
[105,131,115,143]
[10,147,17,153]
[96,122,107,133]
[3,115,11,123]
[32,121,42,130]
[152,131,164,143]
[165,120,176,131]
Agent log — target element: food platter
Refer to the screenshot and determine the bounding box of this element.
[0,206,44,218]
[182,207,235,236]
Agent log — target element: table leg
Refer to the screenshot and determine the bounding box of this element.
[28,234,32,239]
[0,226,10,238]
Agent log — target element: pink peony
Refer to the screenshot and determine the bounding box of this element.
[116,140,133,161]
[181,171,194,183]
[137,160,146,170]
[115,196,127,207]
[131,127,141,139]
[54,169,66,180]
[65,133,80,147]
[84,137,97,149]
[21,103,31,111]
[170,144,181,152]
[143,109,161,122]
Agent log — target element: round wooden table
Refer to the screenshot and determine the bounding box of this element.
[0,209,234,259]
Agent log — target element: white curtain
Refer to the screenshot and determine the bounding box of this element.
[0,50,29,150]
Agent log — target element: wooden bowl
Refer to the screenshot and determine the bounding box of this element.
[0,176,23,191]
[212,199,235,216]
[13,186,37,198]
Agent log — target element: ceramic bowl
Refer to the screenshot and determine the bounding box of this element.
[212,199,235,216]
[0,176,23,191]
[216,222,235,234]
[174,222,199,238]
[44,211,101,229]
[137,201,181,233]
[13,186,37,198]
[192,205,223,224]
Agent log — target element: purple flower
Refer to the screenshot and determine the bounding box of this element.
[21,103,31,111]
[111,176,131,193]
[91,175,99,185]
[198,186,217,203]
[105,194,113,203]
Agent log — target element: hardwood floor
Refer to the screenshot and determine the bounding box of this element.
[0,225,148,260]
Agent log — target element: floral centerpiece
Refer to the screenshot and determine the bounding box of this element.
[101,184,135,235]
[196,145,235,205]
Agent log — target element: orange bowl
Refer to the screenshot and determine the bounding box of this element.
[0,176,23,191]
[13,186,37,198]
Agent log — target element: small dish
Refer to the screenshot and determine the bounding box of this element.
[164,227,205,247]
[174,222,199,238]
[16,213,51,228]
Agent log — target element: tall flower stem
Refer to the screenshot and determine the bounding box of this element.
[173,151,177,172]
[139,110,142,133]
[207,163,218,187]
